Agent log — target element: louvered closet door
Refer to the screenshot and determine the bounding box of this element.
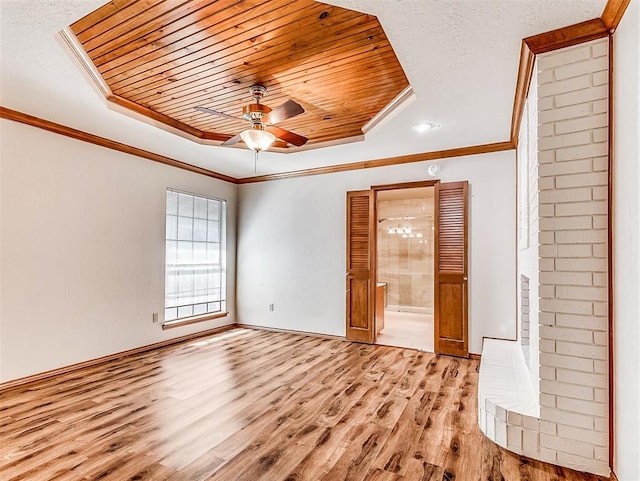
[434,181,469,357]
[346,190,374,343]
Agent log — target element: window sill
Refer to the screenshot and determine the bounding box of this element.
[162,311,229,330]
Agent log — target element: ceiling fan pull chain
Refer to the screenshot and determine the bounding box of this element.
[254,150,258,173]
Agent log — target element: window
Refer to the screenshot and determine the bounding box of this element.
[164,189,226,323]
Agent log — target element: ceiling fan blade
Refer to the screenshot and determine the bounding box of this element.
[266,125,308,147]
[194,106,240,121]
[222,133,242,146]
[265,99,304,125]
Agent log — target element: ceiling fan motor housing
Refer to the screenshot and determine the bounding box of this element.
[242,103,271,123]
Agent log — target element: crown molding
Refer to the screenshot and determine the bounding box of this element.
[362,86,416,134]
[510,18,609,144]
[601,0,631,30]
[236,141,514,184]
[106,94,227,142]
[1,106,516,185]
[509,0,629,148]
[524,18,609,55]
[510,42,536,146]
[0,106,238,184]
[59,27,111,98]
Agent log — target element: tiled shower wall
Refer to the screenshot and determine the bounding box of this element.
[377,196,434,312]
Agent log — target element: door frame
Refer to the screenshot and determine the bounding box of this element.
[370,180,439,343]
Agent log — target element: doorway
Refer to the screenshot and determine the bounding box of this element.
[375,186,435,351]
[346,180,469,357]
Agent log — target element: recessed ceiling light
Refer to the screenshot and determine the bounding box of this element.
[412,122,440,133]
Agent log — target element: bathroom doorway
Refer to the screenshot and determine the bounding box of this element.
[375,186,435,351]
[346,180,468,357]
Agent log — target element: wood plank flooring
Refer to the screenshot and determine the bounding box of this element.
[0,328,608,481]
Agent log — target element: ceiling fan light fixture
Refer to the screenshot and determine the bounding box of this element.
[240,128,276,152]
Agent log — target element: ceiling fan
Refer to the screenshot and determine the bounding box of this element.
[195,85,308,152]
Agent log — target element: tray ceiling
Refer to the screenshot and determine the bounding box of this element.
[0,0,607,179]
[68,0,410,150]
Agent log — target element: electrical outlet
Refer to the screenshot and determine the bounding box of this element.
[269,303,274,312]
[152,312,159,323]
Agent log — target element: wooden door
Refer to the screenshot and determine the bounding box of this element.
[434,181,469,357]
[346,190,374,343]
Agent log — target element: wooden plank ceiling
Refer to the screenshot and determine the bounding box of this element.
[69,0,410,150]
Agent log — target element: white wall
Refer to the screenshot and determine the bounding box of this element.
[237,151,516,354]
[613,2,640,479]
[0,120,237,382]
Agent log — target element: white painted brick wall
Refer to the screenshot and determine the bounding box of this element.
[536,38,609,476]
[497,38,610,478]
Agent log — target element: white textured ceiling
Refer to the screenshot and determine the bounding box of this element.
[0,0,605,179]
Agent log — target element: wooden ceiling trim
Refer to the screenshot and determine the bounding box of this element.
[509,41,535,146]
[2,107,516,186]
[0,106,237,184]
[523,18,608,54]
[510,5,620,148]
[106,95,214,140]
[237,141,514,183]
[601,0,631,30]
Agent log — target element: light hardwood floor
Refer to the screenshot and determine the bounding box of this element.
[0,328,607,481]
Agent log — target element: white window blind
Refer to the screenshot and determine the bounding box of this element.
[164,189,226,321]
